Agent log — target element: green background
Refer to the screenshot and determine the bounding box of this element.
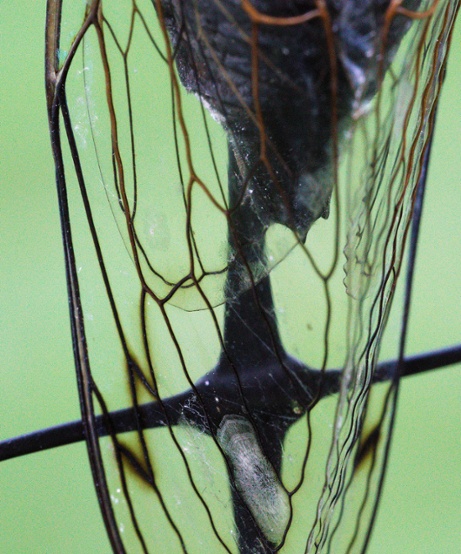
[1,3,460,553]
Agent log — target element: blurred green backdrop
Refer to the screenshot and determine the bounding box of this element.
[0,3,460,553]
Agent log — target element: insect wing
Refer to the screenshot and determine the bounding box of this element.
[44,1,460,553]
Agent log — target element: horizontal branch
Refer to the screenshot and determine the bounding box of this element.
[1,344,460,463]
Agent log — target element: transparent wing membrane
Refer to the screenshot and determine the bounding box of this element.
[6,1,458,552]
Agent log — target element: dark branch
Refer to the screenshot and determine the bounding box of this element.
[1,344,459,463]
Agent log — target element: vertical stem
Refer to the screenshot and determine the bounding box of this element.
[221,147,284,367]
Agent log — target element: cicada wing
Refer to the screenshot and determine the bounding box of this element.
[306,3,461,552]
[46,1,460,553]
[47,2,237,552]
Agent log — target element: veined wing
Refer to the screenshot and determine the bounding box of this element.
[43,1,460,553]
